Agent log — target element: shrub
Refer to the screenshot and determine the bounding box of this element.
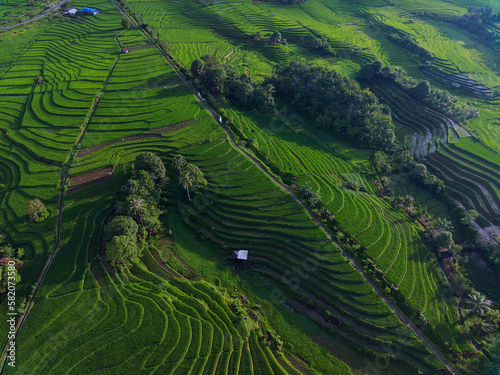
[26,198,49,223]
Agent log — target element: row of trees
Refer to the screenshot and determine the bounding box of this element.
[417,6,499,45]
[105,153,168,267]
[104,153,206,267]
[268,61,396,150]
[191,55,277,114]
[387,32,433,61]
[358,62,480,123]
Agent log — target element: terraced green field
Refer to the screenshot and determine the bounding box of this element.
[3,0,500,373]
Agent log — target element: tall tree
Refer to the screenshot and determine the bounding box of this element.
[190,59,204,76]
[129,198,145,224]
[173,154,186,173]
[179,170,194,201]
[105,235,138,268]
[134,152,166,183]
[121,18,131,30]
[466,292,493,316]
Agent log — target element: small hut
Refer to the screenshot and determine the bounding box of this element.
[232,250,249,261]
[121,47,129,54]
[64,8,78,15]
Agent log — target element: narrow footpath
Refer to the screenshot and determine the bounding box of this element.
[111,2,459,374]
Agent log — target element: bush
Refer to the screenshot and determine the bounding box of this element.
[26,198,49,223]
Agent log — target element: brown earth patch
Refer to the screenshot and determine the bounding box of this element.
[70,167,113,186]
[66,168,115,195]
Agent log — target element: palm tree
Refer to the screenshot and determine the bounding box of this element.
[173,154,186,173]
[465,292,492,316]
[129,198,145,224]
[179,170,193,201]
[467,317,494,337]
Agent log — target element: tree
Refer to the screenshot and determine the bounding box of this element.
[270,31,281,43]
[465,292,493,316]
[435,231,453,249]
[190,59,204,76]
[121,179,140,195]
[250,84,276,113]
[199,67,227,92]
[104,216,138,243]
[27,198,49,223]
[129,198,145,224]
[372,60,383,74]
[482,5,495,21]
[186,164,207,190]
[200,54,219,69]
[465,317,494,338]
[105,235,138,268]
[357,63,376,80]
[134,152,166,183]
[121,18,131,30]
[179,170,194,201]
[435,218,453,231]
[412,163,428,182]
[413,80,431,99]
[172,154,186,173]
[373,151,392,173]
[179,164,207,201]
[235,82,254,106]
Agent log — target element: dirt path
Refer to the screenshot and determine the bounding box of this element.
[0,0,69,32]
[110,3,459,373]
[0,42,121,372]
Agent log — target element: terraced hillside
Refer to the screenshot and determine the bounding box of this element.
[0,1,452,374]
[3,0,500,373]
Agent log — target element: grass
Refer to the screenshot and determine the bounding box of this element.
[4,0,497,372]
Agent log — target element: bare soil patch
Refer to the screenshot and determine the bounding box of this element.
[67,168,115,195]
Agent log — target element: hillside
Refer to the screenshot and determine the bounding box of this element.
[0,0,499,374]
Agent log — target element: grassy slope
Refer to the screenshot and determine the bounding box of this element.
[127,0,473,352]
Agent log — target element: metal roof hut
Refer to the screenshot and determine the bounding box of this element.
[232,250,249,261]
[80,7,99,15]
[64,8,78,15]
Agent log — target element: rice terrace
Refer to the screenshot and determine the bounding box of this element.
[0,0,499,373]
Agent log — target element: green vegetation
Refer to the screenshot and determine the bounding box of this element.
[1,0,500,373]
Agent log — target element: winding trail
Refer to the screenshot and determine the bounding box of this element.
[111,2,458,374]
[0,0,69,32]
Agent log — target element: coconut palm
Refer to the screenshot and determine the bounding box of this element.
[179,170,193,201]
[173,154,186,173]
[465,292,492,316]
[129,198,145,224]
[467,317,494,337]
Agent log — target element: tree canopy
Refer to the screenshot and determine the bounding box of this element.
[27,198,49,223]
[269,61,395,150]
[134,152,167,183]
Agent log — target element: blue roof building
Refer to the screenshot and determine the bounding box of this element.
[80,7,99,14]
